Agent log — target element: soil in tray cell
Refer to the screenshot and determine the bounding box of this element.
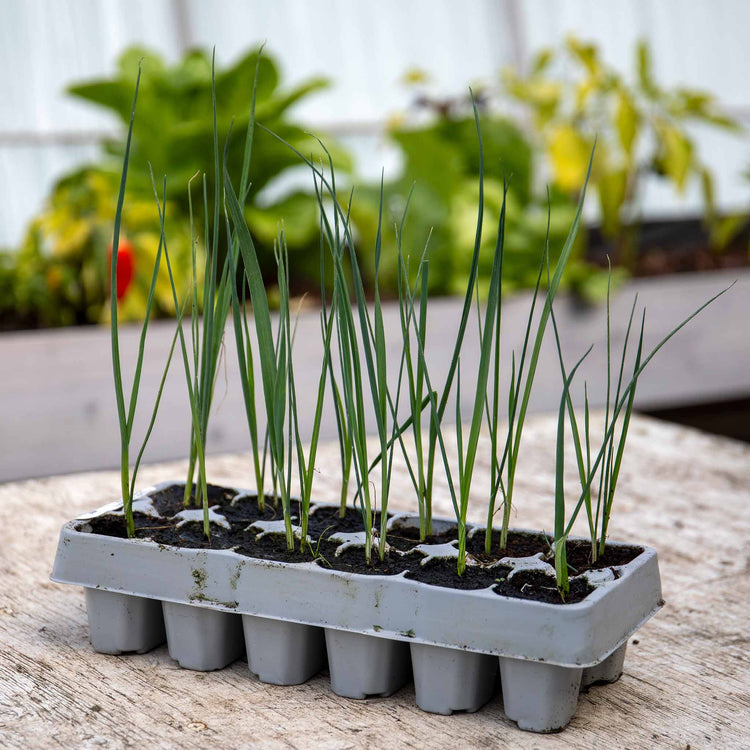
[79,486,644,604]
[405,558,513,590]
[316,544,423,576]
[149,483,238,516]
[493,569,594,605]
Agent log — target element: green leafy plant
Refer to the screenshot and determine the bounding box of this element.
[72,44,350,288]
[8,166,197,328]
[255,125,439,563]
[351,89,590,298]
[504,36,743,267]
[226,153,296,548]
[385,98,491,545]
[227,172,335,553]
[485,165,592,555]
[393,203,432,540]
[2,44,348,331]
[387,102,593,561]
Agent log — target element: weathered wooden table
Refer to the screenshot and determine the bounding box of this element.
[1,414,748,748]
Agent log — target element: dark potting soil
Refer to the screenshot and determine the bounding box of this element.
[219,494,285,526]
[315,544,421,576]
[80,487,643,603]
[304,506,367,537]
[386,524,459,552]
[565,539,643,574]
[405,558,513,590]
[467,532,644,576]
[149,483,238,517]
[148,521,243,550]
[304,506,389,540]
[83,513,166,539]
[84,514,251,550]
[493,569,594,605]
[467,529,554,562]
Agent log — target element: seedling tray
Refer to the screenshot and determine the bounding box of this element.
[51,482,663,732]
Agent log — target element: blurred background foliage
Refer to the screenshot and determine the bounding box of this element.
[0,36,744,329]
[503,36,743,268]
[0,45,347,328]
[349,92,593,298]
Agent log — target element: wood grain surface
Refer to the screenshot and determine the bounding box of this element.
[1,414,748,748]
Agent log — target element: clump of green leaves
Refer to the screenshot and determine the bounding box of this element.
[351,84,589,298]
[4,44,347,332]
[481,159,592,556]
[504,35,742,266]
[387,100,588,573]
[226,168,296,547]
[149,52,237,538]
[220,49,342,551]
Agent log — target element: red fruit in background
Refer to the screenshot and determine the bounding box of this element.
[107,238,135,300]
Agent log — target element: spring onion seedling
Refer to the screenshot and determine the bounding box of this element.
[311,167,385,564]
[350,93,490,547]
[550,277,733,594]
[319,222,353,518]
[151,53,234,539]
[226,171,296,548]
[293,147,427,563]
[180,174,233,515]
[256,117,467,549]
[482,158,593,556]
[552,343,593,597]
[226,129,345,553]
[110,65,181,538]
[419,94,486,541]
[345,177,405,562]
[450,182,506,574]
[226,46,274,513]
[286,231,338,550]
[394,200,432,540]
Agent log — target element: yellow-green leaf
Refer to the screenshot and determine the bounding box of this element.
[616,91,639,156]
[659,124,693,191]
[575,79,596,112]
[700,166,715,226]
[566,36,600,76]
[531,48,554,75]
[548,125,591,191]
[710,213,748,251]
[636,40,657,98]
[597,168,628,238]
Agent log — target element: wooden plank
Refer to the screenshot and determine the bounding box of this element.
[1,414,748,748]
[1,268,747,484]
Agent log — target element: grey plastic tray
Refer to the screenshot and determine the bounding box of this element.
[51,482,663,732]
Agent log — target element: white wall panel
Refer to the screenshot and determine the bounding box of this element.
[0,0,747,249]
[185,0,512,126]
[517,0,749,217]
